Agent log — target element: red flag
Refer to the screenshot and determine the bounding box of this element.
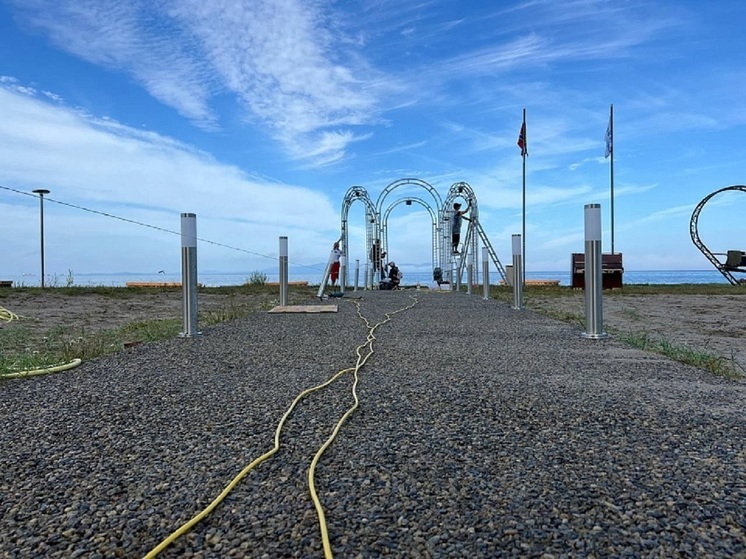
[517,122,527,156]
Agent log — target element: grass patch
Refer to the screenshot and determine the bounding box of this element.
[0,285,318,377]
[492,283,745,378]
[486,282,746,301]
[619,307,642,321]
[617,331,740,379]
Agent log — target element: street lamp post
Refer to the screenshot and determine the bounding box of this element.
[32,189,50,288]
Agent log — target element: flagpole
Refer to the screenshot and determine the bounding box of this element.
[610,104,615,254]
[521,107,526,287]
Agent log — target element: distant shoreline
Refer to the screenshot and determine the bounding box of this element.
[2,269,737,289]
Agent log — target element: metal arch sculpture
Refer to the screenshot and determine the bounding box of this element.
[443,181,479,279]
[375,178,444,218]
[689,185,746,286]
[443,182,479,252]
[340,186,377,287]
[380,196,439,272]
[374,177,445,276]
[333,177,506,289]
[443,181,507,284]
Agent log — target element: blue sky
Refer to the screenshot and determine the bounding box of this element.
[1,0,745,282]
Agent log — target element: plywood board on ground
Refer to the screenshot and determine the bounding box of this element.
[499,279,561,287]
[268,305,338,313]
[126,282,183,287]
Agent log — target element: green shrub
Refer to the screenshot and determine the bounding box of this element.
[247,271,268,286]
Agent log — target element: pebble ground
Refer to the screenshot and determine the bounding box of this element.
[1,289,745,558]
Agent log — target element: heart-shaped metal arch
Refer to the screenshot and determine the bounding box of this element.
[689,185,746,285]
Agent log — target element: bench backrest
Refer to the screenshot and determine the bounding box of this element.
[726,250,746,268]
[571,253,624,272]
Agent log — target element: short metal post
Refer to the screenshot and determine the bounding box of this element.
[340,256,347,294]
[316,250,335,298]
[279,236,288,306]
[482,247,489,299]
[354,259,360,291]
[582,204,608,339]
[451,267,456,291]
[180,213,200,337]
[512,234,523,310]
[467,253,473,295]
[32,189,50,288]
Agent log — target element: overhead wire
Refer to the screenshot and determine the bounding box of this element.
[0,184,326,275]
[143,294,420,559]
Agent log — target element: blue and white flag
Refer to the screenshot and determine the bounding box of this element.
[604,113,612,158]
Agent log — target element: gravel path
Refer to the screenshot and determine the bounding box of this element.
[2,290,745,558]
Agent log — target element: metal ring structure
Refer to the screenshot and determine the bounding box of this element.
[375,178,444,273]
[340,186,377,287]
[337,178,506,289]
[380,196,440,274]
[689,185,746,286]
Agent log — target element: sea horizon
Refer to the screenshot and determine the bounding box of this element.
[4,268,738,288]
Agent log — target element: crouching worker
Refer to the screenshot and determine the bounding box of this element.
[379,261,402,290]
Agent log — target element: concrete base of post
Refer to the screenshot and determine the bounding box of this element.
[580,331,609,340]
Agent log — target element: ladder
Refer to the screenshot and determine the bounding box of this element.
[454,219,507,284]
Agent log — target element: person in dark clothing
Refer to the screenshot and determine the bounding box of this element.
[387,261,401,289]
[370,239,387,281]
[451,202,471,254]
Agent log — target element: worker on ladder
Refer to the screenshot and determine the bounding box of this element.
[451,201,471,255]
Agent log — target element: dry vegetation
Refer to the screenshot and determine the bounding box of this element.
[2,283,745,378]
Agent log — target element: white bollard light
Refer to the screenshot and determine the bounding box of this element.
[482,247,489,299]
[180,213,200,337]
[582,203,608,339]
[512,234,523,310]
[340,255,347,294]
[279,236,288,306]
[467,253,473,295]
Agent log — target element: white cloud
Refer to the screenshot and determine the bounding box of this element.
[10,0,384,165]
[168,0,382,164]
[12,0,218,128]
[0,86,339,274]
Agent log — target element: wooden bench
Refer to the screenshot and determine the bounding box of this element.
[571,253,624,289]
[0,280,12,288]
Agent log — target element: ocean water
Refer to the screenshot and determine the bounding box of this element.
[5,269,736,288]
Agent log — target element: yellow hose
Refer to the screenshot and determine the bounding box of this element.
[1,358,82,379]
[0,304,19,322]
[308,296,419,558]
[142,365,357,558]
[144,295,420,559]
[0,303,83,379]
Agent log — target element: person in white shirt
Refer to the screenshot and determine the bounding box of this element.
[330,241,343,286]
